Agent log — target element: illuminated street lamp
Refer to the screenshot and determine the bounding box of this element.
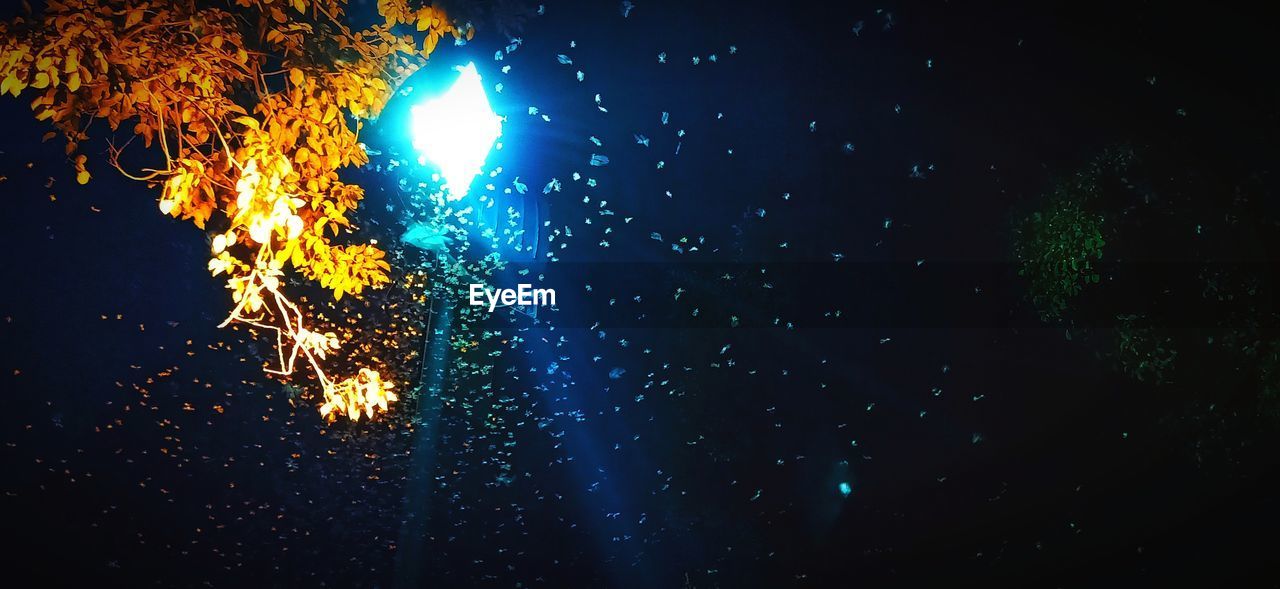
[396,63,504,585]
[409,62,502,198]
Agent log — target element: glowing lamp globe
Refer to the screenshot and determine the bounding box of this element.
[410,62,502,198]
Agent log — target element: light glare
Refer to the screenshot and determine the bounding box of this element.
[410,62,502,198]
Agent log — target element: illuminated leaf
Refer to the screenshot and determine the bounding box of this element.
[0,0,458,422]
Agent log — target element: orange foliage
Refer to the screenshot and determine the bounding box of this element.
[0,0,468,421]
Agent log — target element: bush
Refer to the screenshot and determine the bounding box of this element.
[1014,147,1132,320]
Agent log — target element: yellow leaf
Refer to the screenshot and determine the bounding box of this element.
[76,170,90,184]
[208,257,226,276]
[67,71,80,92]
[289,68,304,86]
[233,116,259,130]
[275,242,294,266]
[125,9,143,28]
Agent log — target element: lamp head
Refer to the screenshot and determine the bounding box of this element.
[409,62,502,198]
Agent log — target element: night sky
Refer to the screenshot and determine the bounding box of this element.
[2,0,1278,586]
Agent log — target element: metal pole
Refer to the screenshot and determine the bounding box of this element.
[394,283,454,588]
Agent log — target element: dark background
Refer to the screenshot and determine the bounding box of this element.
[1,0,1278,586]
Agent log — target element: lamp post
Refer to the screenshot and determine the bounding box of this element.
[395,61,501,588]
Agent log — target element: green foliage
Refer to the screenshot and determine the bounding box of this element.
[1015,196,1104,319]
[1219,330,1280,416]
[1113,315,1177,385]
[1014,191,1104,319]
[1014,146,1133,320]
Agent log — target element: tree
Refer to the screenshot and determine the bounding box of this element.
[1015,143,1280,462]
[0,0,473,421]
[1013,147,1130,321]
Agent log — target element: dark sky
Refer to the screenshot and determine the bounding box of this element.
[1,0,1278,586]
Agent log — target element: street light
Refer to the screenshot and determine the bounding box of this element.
[409,62,502,198]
